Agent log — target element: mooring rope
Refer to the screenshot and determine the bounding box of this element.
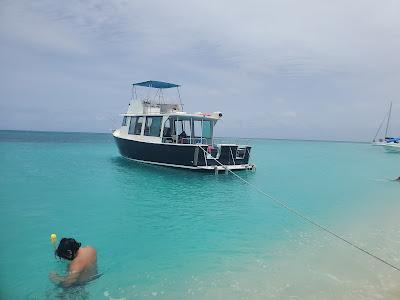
[198,146,400,273]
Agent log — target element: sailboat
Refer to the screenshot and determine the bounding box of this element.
[372,102,399,146]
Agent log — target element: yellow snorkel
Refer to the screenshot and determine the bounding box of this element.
[50,233,57,248]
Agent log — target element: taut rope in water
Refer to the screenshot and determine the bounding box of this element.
[198,146,400,273]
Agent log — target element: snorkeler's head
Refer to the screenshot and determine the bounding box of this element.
[55,238,81,260]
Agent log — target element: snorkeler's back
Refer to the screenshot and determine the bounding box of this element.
[68,246,97,284]
[69,246,97,274]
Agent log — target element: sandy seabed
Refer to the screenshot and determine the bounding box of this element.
[156,201,400,300]
[207,204,400,299]
[105,201,400,300]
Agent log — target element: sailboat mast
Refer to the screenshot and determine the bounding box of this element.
[384,101,392,138]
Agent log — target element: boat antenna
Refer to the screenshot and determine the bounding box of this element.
[384,101,392,138]
[154,88,161,104]
[160,88,165,104]
[177,86,184,110]
[145,84,151,102]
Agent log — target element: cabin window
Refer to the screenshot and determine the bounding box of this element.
[175,119,192,143]
[162,117,176,143]
[144,116,162,137]
[202,120,212,140]
[128,116,143,135]
[163,118,172,137]
[122,116,127,126]
[183,120,191,138]
[134,117,144,135]
[193,120,202,138]
[193,120,204,143]
[128,117,137,134]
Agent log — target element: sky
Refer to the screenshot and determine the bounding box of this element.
[0,0,399,141]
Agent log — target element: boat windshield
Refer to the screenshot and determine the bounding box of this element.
[162,116,214,145]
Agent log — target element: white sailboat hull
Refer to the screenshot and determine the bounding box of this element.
[384,143,400,152]
[371,142,387,146]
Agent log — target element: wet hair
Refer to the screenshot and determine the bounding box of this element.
[55,238,81,261]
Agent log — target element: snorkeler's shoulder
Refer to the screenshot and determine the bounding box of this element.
[77,246,97,263]
[82,246,97,256]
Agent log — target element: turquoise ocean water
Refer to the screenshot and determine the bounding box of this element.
[0,130,399,299]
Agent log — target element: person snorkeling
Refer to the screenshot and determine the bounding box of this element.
[49,237,97,287]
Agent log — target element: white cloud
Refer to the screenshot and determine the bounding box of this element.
[282,111,297,118]
[0,1,89,54]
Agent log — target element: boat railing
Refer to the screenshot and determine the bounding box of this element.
[214,137,251,146]
[180,137,209,145]
[161,137,209,145]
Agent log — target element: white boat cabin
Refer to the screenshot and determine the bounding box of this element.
[114,81,222,146]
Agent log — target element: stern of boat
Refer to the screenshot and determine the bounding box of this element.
[194,144,255,171]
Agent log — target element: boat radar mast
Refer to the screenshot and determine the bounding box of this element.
[132,80,183,107]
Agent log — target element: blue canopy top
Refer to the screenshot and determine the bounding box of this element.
[132,80,180,89]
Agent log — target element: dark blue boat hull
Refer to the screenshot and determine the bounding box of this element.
[114,136,251,169]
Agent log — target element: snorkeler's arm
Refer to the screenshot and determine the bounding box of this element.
[48,272,63,283]
[58,260,86,287]
[59,270,80,287]
[48,271,80,287]
[49,261,84,287]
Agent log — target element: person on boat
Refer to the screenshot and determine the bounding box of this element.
[178,130,188,143]
[49,237,97,287]
[163,126,172,137]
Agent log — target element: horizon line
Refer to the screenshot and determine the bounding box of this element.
[0,129,369,144]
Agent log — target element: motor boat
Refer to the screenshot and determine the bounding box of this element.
[113,81,255,171]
